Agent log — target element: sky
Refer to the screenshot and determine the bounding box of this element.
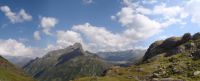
[0,0,200,58]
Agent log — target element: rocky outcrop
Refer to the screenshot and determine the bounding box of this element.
[143,32,200,61]
[192,32,200,40]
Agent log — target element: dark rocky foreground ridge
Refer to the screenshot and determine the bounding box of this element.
[73,32,200,81]
[0,55,35,81]
[23,43,111,81]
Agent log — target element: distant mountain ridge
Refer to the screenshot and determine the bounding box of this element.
[23,43,111,81]
[3,55,32,67]
[97,49,145,66]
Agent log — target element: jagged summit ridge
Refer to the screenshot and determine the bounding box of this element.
[43,42,85,58]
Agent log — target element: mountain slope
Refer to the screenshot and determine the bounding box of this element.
[73,32,200,81]
[0,55,35,81]
[23,43,111,81]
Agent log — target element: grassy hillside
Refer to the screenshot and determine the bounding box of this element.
[73,33,200,81]
[0,56,35,81]
[74,53,200,81]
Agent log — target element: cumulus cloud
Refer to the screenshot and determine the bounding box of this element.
[72,23,131,51]
[186,0,200,24]
[0,39,34,57]
[33,31,41,40]
[45,23,134,52]
[152,3,187,19]
[112,0,190,40]
[0,5,32,23]
[48,0,189,52]
[41,0,195,53]
[122,14,162,40]
[40,17,58,35]
[56,30,83,48]
[113,3,163,41]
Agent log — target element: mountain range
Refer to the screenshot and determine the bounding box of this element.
[73,32,200,81]
[3,32,200,81]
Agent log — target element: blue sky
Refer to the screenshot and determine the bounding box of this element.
[0,0,200,57]
[0,0,122,47]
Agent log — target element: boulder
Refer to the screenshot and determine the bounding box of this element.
[160,37,181,50]
[180,33,192,44]
[193,71,200,76]
[166,46,185,56]
[143,40,165,61]
[192,32,200,40]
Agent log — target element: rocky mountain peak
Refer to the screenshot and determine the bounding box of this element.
[23,43,111,81]
[67,43,83,50]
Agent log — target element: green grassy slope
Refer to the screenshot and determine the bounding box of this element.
[0,56,35,81]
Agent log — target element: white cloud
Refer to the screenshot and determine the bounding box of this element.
[33,31,41,40]
[122,14,162,39]
[72,23,131,51]
[65,0,188,52]
[115,7,135,26]
[113,5,163,40]
[0,5,32,23]
[152,3,186,19]
[136,6,152,15]
[112,0,189,41]
[0,39,34,57]
[56,30,83,48]
[186,0,200,24]
[83,0,93,4]
[40,17,58,35]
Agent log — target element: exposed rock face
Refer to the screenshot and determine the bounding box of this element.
[181,33,192,43]
[160,37,182,50]
[143,33,197,61]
